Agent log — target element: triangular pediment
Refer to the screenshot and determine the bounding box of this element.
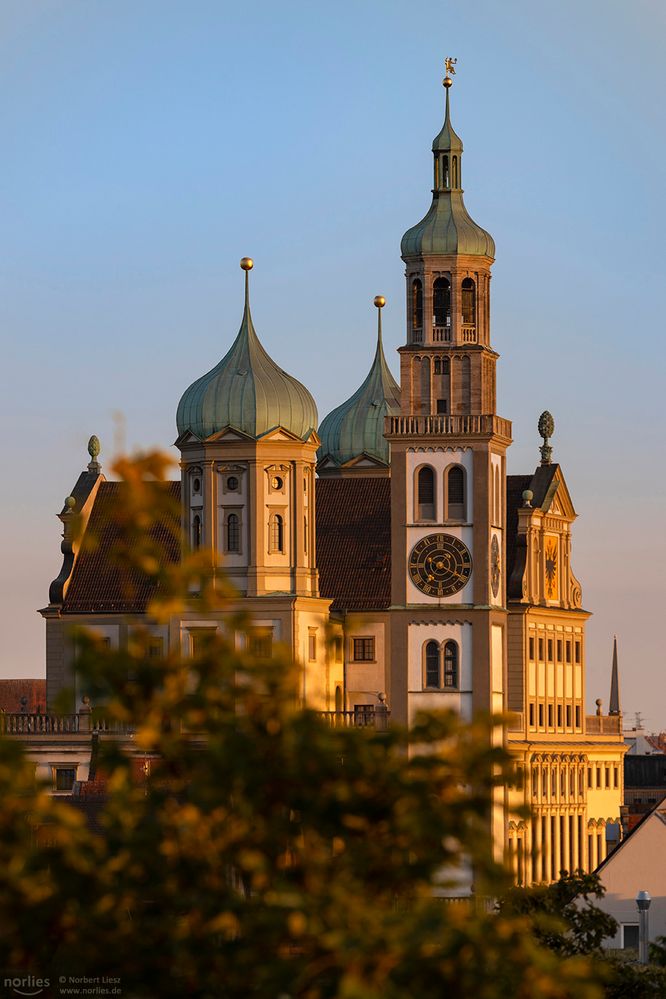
[540,467,576,519]
[206,425,255,443]
[342,452,388,469]
[257,425,303,443]
[174,430,203,447]
[317,455,340,470]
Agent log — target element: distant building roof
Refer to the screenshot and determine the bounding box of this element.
[0,679,46,714]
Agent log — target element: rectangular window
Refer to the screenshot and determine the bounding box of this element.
[557,639,563,661]
[605,766,610,788]
[528,703,535,727]
[566,705,572,727]
[53,767,76,792]
[622,925,639,950]
[529,636,535,660]
[308,631,317,662]
[566,641,572,663]
[557,705,562,727]
[547,704,553,727]
[250,629,273,660]
[614,766,619,788]
[575,641,581,664]
[538,637,544,660]
[436,399,447,414]
[587,767,592,788]
[547,638,553,661]
[538,704,544,727]
[352,637,375,662]
[596,766,601,787]
[190,629,216,657]
[575,705,581,728]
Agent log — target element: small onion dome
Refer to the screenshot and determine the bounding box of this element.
[317,298,401,468]
[401,84,495,259]
[176,260,317,441]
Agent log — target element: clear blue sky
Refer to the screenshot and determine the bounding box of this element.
[1,0,664,724]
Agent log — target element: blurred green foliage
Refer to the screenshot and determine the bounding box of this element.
[0,453,607,997]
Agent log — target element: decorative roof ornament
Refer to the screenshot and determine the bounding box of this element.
[538,411,555,465]
[87,434,101,472]
[443,56,457,88]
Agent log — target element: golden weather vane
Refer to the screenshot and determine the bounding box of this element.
[443,56,457,88]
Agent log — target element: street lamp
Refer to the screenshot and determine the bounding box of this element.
[636,890,652,964]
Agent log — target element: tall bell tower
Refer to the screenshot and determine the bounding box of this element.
[386,62,512,775]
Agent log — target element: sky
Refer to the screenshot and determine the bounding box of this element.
[1,0,665,724]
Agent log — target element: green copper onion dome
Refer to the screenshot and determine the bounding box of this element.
[401,82,494,259]
[176,259,318,441]
[317,298,401,468]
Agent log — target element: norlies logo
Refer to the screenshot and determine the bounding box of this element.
[3,977,50,997]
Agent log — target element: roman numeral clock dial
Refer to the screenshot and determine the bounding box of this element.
[408,533,473,598]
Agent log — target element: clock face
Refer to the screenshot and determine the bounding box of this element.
[490,535,501,598]
[408,533,473,598]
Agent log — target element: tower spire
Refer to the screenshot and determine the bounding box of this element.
[609,635,621,716]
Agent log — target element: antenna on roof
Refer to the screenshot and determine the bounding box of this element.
[635,711,644,730]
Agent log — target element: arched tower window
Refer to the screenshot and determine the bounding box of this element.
[446,465,466,520]
[443,641,459,688]
[269,513,284,553]
[227,513,240,553]
[443,155,449,188]
[433,277,451,329]
[434,156,440,189]
[417,466,435,520]
[461,278,476,327]
[192,515,202,551]
[425,641,440,688]
[452,156,459,188]
[411,279,423,338]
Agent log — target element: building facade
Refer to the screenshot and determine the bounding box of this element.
[36,70,624,882]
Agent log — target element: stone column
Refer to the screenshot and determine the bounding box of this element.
[535,810,543,882]
[572,810,580,872]
[563,810,571,875]
[589,825,598,871]
[553,812,561,881]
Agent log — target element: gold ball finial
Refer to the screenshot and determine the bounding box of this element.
[240,257,254,271]
[443,76,453,89]
[374,295,385,308]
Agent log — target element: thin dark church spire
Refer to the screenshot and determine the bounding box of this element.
[609,635,621,716]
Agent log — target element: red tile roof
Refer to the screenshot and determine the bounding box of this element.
[62,481,181,614]
[0,679,46,713]
[316,478,391,611]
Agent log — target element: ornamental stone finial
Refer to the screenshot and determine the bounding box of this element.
[538,411,554,465]
[87,434,101,473]
[88,435,101,461]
